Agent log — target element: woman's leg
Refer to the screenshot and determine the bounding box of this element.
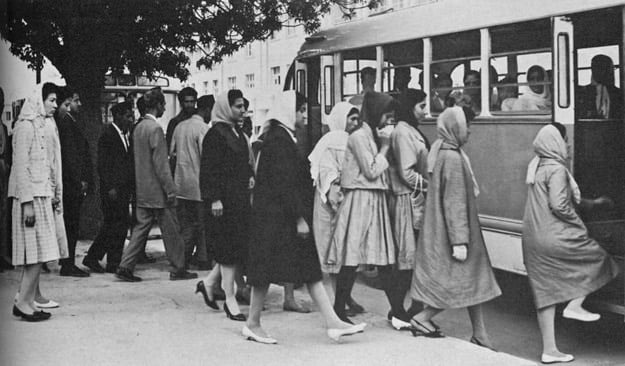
[283,283,310,312]
[410,305,443,332]
[307,281,354,329]
[246,284,270,336]
[467,304,494,348]
[203,264,221,300]
[220,264,241,314]
[16,263,41,313]
[333,266,358,321]
[378,265,408,320]
[537,305,569,357]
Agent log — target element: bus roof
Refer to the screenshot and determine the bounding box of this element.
[297,0,625,59]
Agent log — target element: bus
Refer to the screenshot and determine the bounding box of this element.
[101,73,180,131]
[284,0,625,317]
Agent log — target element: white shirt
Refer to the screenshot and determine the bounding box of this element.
[111,122,129,151]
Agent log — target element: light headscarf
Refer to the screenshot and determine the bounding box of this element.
[427,106,480,197]
[516,65,552,111]
[308,102,358,197]
[263,90,298,133]
[211,91,239,126]
[18,86,49,124]
[525,124,580,204]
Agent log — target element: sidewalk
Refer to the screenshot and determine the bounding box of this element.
[0,239,536,366]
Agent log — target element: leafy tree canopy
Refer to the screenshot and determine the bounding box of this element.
[0,0,378,96]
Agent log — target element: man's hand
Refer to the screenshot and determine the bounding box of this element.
[80,181,89,196]
[108,188,118,201]
[452,245,468,262]
[296,217,310,240]
[212,200,223,217]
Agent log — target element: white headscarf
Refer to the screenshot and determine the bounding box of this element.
[211,91,238,126]
[515,66,552,111]
[525,124,580,204]
[263,90,297,133]
[427,106,480,197]
[308,102,358,196]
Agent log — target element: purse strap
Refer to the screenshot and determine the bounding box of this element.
[413,174,423,194]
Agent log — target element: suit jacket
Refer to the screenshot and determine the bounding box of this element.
[98,123,133,199]
[133,115,176,208]
[56,112,93,198]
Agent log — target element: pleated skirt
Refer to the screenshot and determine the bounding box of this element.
[12,197,62,265]
[389,193,418,270]
[325,189,395,269]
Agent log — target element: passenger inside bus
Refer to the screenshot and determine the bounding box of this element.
[348,67,376,106]
[392,67,411,95]
[577,54,623,120]
[497,76,519,112]
[431,73,452,113]
[463,70,481,115]
[510,65,552,112]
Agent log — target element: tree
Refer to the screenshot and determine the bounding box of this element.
[0,0,378,236]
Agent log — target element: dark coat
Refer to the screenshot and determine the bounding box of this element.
[200,122,253,265]
[56,112,93,198]
[97,123,133,199]
[577,84,623,119]
[246,124,321,286]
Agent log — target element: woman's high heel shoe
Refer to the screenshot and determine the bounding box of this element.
[224,303,246,321]
[470,336,497,352]
[409,317,444,338]
[195,281,219,310]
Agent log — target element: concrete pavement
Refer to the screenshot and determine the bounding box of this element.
[0,239,535,366]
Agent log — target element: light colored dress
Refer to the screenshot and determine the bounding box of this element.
[388,121,428,270]
[326,123,395,268]
[522,125,618,309]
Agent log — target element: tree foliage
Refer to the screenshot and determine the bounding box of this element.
[0,0,378,95]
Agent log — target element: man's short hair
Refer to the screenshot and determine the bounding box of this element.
[57,86,75,102]
[136,96,146,116]
[177,87,198,103]
[111,101,133,117]
[197,95,215,111]
[144,87,165,109]
[361,67,376,78]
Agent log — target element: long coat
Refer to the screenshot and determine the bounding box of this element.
[199,122,253,265]
[98,123,133,201]
[522,160,619,309]
[56,112,93,199]
[246,125,321,286]
[410,148,501,309]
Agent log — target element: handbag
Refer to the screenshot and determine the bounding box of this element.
[410,175,426,230]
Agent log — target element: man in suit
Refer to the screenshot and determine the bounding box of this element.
[170,95,213,270]
[57,88,93,277]
[82,102,134,274]
[116,87,197,282]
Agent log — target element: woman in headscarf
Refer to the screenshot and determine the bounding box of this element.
[385,89,430,329]
[512,65,552,111]
[522,123,619,364]
[9,82,64,321]
[197,89,254,321]
[244,91,366,344]
[409,103,501,348]
[328,91,398,324]
[309,101,364,316]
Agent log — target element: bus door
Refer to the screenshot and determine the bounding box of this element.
[571,8,625,314]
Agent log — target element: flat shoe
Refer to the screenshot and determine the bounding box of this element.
[34,300,60,309]
[327,322,366,342]
[242,326,277,344]
[391,316,414,331]
[562,308,600,322]
[541,353,574,364]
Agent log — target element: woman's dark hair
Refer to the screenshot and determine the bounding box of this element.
[227,89,244,106]
[295,92,307,111]
[41,82,58,101]
[347,107,359,117]
[462,106,476,122]
[551,122,566,139]
[397,89,427,127]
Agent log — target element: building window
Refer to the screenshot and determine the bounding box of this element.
[203,81,209,95]
[212,80,219,95]
[245,74,255,89]
[246,44,253,57]
[271,66,281,86]
[228,76,237,90]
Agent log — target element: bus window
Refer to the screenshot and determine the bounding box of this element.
[431,30,480,115]
[489,19,552,114]
[341,48,377,102]
[383,39,423,96]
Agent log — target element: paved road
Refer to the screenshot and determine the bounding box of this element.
[1,238,622,365]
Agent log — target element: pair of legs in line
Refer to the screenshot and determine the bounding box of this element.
[15,263,43,314]
[411,304,493,346]
[246,281,355,338]
[537,296,591,358]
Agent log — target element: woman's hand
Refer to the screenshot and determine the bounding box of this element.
[594,195,614,209]
[22,201,35,227]
[452,244,468,262]
[248,177,255,190]
[296,217,310,239]
[211,200,223,217]
[108,188,118,201]
[328,184,343,212]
